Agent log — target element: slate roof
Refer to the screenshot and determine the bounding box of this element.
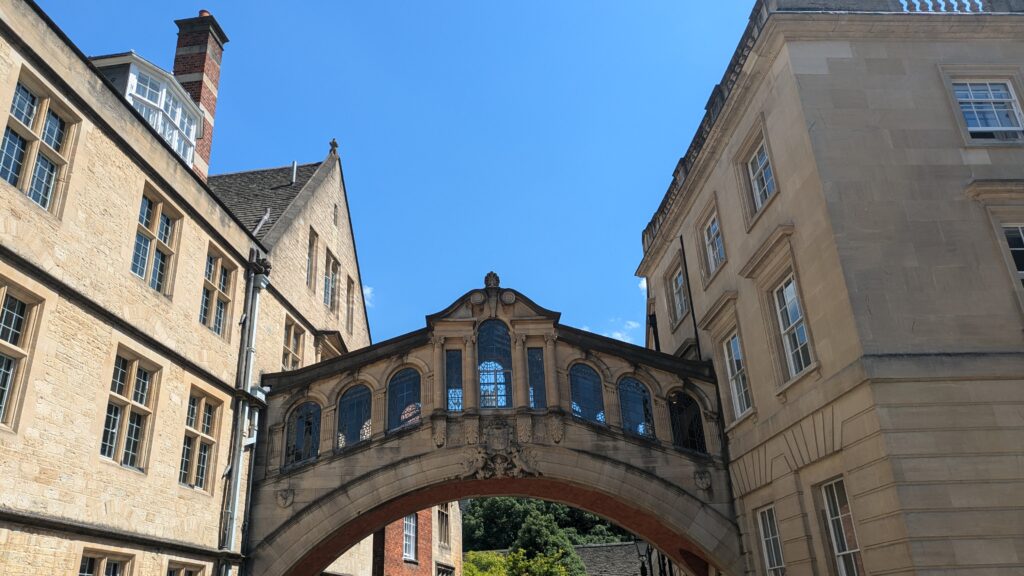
[207,162,322,240]
[575,543,643,576]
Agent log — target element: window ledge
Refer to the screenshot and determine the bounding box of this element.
[744,189,781,233]
[403,559,418,565]
[962,138,1024,149]
[669,310,692,333]
[701,260,728,290]
[775,361,821,399]
[724,408,757,434]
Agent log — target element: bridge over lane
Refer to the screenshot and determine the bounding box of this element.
[247,274,744,576]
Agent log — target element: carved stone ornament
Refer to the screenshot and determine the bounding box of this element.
[547,412,564,444]
[276,489,295,508]
[460,417,538,480]
[500,290,516,305]
[432,415,447,448]
[694,469,713,491]
[516,413,533,444]
[485,271,501,288]
[469,291,486,305]
[465,415,480,445]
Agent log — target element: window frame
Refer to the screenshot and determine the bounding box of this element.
[774,275,814,380]
[1000,222,1024,291]
[126,64,199,165]
[665,262,689,328]
[100,349,159,473]
[747,139,778,213]
[703,210,727,278]
[733,119,782,230]
[617,376,656,439]
[569,363,606,425]
[306,229,318,291]
[179,388,220,492]
[345,276,356,333]
[756,505,786,576]
[952,79,1024,141]
[166,562,204,576]
[820,478,864,576]
[282,316,304,371]
[285,401,322,467]
[79,551,132,576]
[940,66,1024,148]
[403,513,418,561]
[130,187,181,296]
[323,250,340,312]
[199,247,235,339]
[0,282,39,430]
[723,331,753,419]
[336,384,372,450]
[437,502,451,549]
[1,71,79,216]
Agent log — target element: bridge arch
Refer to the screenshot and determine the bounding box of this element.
[250,276,741,576]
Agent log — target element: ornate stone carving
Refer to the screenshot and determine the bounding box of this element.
[500,290,516,305]
[516,413,533,444]
[460,417,537,479]
[465,414,479,445]
[485,271,501,288]
[432,414,447,447]
[546,412,564,444]
[276,489,294,508]
[469,291,486,305]
[694,469,712,491]
[431,335,446,347]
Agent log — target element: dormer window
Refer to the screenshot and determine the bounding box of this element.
[120,67,199,165]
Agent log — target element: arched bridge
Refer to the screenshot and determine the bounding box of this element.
[248,274,743,576]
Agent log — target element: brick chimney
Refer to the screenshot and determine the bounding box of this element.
[173,10,228,180]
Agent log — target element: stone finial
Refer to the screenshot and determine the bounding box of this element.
[484,271,500,288]
[329,138,339,154]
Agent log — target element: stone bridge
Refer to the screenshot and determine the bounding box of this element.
[247,274,743,576]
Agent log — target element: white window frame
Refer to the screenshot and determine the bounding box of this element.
[822,479,864,576]
[704,212,726,275]
[403,513,418,561]
[324,251,340,312]
[757,506,786,576]
[127,65,199,164]
[747,140,777,211]
[1002,224,1024,288]
[774,275,812,378]
[282,316,304,371]
[668,266,688,324]
[306,229,318,291]
[952,79,1024,140]
[723,332,752,418]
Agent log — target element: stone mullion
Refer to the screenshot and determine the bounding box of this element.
[372,390,386,436]
[543,334,560,409]
[464,334,478,412]
[512,333,529,409]
[430,336,445,414]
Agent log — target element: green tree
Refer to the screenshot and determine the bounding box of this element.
[464,551,507,576]
[506,549,569,576]
[462,498,630,551]
[512,511,587,576]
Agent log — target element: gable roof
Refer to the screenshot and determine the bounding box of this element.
[207,161,322,240]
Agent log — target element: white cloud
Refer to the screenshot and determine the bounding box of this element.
[638,278,647,291]
[607,331,632,343]
[624,320,641,330]
[603,319,642,344]
[363,285,375,308]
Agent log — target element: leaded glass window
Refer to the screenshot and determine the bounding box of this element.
[180,390,218,491]
[527,347,546,409]
[477,320,512,408]
[618,377,655,438]
[388,368,421,431]
[668,391,706,453]
[27,154,56,208]
[0,293,28,423]
[285,402,321,465]
[11,83,37,126]
[0,127,27,186]
[200,250,233,337]
[337,385,372,449]
[131,193,179,294]
[101,354,156,470]
[569,364,605,423]
[446,349,463,411]
[3,80,75,212]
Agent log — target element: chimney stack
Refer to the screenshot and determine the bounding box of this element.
[173,10,228,180]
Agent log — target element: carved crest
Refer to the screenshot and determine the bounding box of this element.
[460,417,538,479]
[432,414,447,448]
[464,414,480,445]
[276,489,294,508]
[516,413,533,444]
[547,412,564,444]
[694,469,713,491]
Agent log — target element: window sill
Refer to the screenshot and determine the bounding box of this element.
[962,138,1024,149]
[403,558,418,565]
[724,408,757,434]
[701,260,727,290]
[775,361,821,399]
[744,189,781,233]
[669,310,691,334]
[99,456,148,476]
[177,482,212,496]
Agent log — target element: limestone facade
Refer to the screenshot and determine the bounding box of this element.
[0,1,420,575]
[638,1,1024,575]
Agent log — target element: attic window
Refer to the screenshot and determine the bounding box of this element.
[332,204,338,227]
[128,69,198,164]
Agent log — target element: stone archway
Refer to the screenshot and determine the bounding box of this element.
[248,277,744,576]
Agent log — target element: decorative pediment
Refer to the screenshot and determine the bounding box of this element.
[425,272,561,327]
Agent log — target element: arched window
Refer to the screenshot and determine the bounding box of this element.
[388,368,421,431]
[337,385,372,449]
[477,320,512,408]
[285,402,321,465]
[668,391,707,453]
[618,377,655,438]
[570,364,605,423]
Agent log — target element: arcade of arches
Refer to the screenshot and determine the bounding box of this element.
[249,275,742,576]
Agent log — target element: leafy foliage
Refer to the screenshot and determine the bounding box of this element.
[512,510,587,576]
[462,497,631,552]
[464,551,508,576]
[506,549,569,576]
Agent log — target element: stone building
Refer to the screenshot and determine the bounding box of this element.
[638,1,1024,575]
[0,2,455,575]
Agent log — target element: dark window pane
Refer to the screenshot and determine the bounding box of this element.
[477,320,512,408]
[388,368,421,431]
[0,295,28,346]
[668,391,706,453]
[42,110,66,151]
[286,402,321,464]
[618,377,655,438]
[27,154,57,209]
[445,350,463,411]
[0,127,27,186]
[570,364,605,423]
[527,347,546,409]
[337,385,372,449]
[10,83,37,125]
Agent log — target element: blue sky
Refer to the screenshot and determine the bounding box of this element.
[38,1,752,343]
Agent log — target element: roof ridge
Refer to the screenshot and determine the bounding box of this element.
[209,161,321,178]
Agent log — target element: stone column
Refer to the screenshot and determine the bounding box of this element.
[543,334,560,409]
[372,390,387,436]
[464,334,478,413]
[512,333,529,409]
[431,336,445,414]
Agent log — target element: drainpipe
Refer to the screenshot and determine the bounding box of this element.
[220,249,271,576]
[677,235,702,360]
